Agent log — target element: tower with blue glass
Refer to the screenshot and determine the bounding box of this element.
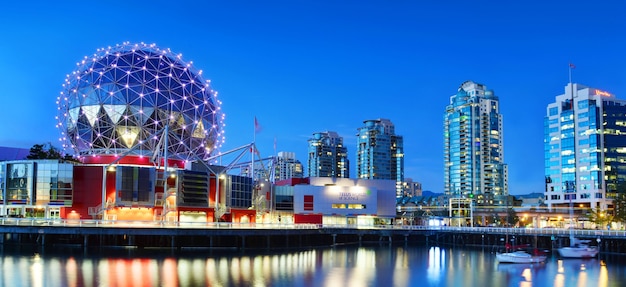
[444,81,508,206]
[544,83,626,210]
[356,119,404,197]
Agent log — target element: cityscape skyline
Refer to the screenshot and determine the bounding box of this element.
[1,1,625,195]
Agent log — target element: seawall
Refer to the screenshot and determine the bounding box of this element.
[1,219,625,253]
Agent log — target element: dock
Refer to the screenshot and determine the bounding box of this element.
[1,218,625,253]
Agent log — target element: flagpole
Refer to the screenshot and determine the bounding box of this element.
[568,64,572,86]
[252,117,256,181]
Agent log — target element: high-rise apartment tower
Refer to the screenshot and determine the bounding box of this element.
[273,151,304,181]
[444,81,508,206]
[307,131,349,178]
[356,118,404,197]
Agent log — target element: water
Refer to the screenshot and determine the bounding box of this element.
[0,244,625,287]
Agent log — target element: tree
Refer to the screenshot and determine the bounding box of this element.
[505,208,519,227]
[613,193,626,224]
[26,143,63,160]
[586,208,613,229]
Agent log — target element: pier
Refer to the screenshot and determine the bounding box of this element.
[0,218,625,253]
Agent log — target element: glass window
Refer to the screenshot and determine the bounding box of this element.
[549,107,558,116]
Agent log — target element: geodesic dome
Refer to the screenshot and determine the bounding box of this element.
[56,42,225,162]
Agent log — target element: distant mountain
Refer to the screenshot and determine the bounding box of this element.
[514,192,544,199]
[421,190,443,197]
[419,191,543,199]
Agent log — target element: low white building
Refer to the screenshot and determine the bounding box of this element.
[293,177,396,226]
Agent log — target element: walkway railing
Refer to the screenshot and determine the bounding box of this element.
[0,217,624,237]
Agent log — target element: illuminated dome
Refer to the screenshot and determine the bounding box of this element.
[56,42,225,162]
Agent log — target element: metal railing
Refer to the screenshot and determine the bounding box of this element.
[0,217,320,229]
[0,217,623,237]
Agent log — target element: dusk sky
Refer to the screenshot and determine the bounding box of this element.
[1,1,625,195]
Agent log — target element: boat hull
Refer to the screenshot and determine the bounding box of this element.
[557,247,598,258]
[496,252,547,264]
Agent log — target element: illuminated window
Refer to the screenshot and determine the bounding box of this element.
[331,204,366,210]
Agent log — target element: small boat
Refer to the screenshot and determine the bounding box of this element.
[558,238,598,258]
[496,251,547,264]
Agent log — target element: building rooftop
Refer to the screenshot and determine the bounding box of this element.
[0,147,29,161]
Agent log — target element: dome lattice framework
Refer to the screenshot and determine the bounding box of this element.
[56,42,225,162]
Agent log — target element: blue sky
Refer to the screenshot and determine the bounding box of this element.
[1,1,625,195]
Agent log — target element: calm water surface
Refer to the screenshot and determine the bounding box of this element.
[0,244,625,287]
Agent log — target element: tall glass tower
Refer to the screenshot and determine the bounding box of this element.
[444,81,508,206]
[544,83,626,210]
[356,119,404,197]
[307,131,349,178]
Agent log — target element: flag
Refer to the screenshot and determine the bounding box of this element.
[569,63,576,69]
[254,117,262,133]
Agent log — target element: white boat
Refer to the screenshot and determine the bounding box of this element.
[558,238,599,258]
[496,251,547,264]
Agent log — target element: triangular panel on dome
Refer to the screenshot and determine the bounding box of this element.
[146,58,161,72]
[127,71,144,88]
[117,55,133,69]
[82,105,101,127]
[114,72,130,92]
[170,84,184,99]
[130,106,154,125]
[115,126,140,148]
[67,107,81,130]
[95,114,115,147]
[120,108,140,129]
[100,83,124,105]
[81,88,100,106]
[142,90,157,107]
[171,111,185,128]
[100,70,117,86]
[122,88,138,106]
[75,137,91,152]
[76,122,94,149]
[68,92,82,109]
[139,128,157,156]
[112,68,125,83]
[181,113,195,130]
[103,105,125,124]
[192,121,206,139]
[155,108,168,123]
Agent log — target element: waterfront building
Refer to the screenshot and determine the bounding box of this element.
[0,159,73,218]
[356,119,404,197]
[285,177,396,225]
[444,81,508,206]
[544,83,626,210]
[273,152,304,181]
[307,131,349,178]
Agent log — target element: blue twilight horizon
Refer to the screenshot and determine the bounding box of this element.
[0,1,625,195]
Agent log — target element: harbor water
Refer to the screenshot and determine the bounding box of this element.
[0,244,624,287]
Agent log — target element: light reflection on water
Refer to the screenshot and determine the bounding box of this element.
[0,245,624,287]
